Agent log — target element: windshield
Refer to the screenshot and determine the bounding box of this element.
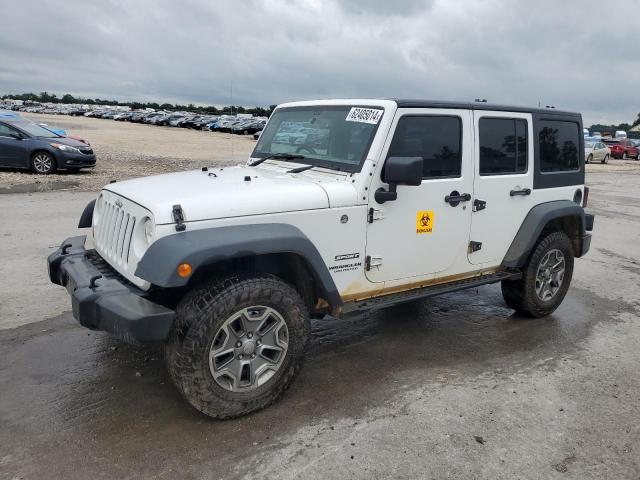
[13,120,60,138]
[585,142,594,148]
[251,105,383,172]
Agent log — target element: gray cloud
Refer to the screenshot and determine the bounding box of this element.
[0,0,638,124]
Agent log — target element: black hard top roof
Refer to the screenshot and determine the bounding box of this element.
[392,99,580,117]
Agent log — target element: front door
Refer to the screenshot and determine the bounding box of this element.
[468,111,534,265]
[0,123,27,167]
[365,109,474,283]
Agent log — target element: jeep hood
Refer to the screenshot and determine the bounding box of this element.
[104,165,357,224]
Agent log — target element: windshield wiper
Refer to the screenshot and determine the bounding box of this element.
[287,164,314,173]
[249,153,306,166]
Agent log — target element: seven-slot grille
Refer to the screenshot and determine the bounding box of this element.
[94,196,136,267]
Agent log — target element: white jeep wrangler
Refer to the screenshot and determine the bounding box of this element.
[49,99,594,418]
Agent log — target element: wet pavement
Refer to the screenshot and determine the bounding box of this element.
[1,169,640,479]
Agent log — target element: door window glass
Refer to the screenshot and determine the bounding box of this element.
[0,123,16,137]
[538,120,580,172]
[479,118,528,175]
[387,116,462,178]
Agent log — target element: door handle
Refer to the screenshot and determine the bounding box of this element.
[444,191,471,207]
[510,188,531,197]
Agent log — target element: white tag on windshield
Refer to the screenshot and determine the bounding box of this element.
[345,107,383,124]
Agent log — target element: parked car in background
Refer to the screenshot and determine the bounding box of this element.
[584,141,610,163]
[113,112,133,121]
[0,116,95,173]
[603,138,639,159]
[231,120,266,135]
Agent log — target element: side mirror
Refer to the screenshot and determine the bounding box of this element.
[9,132,23,140]
[375,156,423,204]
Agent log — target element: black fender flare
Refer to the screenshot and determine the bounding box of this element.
[78,199,96,228]
[135,223,342,309]
[502,200,587,268]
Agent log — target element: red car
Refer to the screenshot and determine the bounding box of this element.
[604,139,639,159]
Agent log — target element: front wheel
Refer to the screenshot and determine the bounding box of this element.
[623,152,628,160]
[602,154,609,164]
[31,151,56,174]
[586,154,593,164]
[501,231,574,317]
[165,274,310,419]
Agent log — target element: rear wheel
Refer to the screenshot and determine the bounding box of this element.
[586,154,593,164]
[623,151,628,160]
[31,151,56,174]
[602,154,609,164]
[501,231,574,317]
[165,274,310,419]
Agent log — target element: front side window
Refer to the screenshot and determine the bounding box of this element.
[538,120,580,172]
[386,115,462,178]
[252,106,383,172]
[0,123,16,137]
[479,118,528,175]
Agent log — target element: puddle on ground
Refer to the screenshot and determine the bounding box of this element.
[0,180,79,194]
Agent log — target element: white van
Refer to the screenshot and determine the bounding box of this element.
[615,130,627,139]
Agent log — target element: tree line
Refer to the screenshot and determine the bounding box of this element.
[1,92,276,117]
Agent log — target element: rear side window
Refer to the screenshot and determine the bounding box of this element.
[479,118,528,175]
[538,120,580,172]
[387,116,462,178]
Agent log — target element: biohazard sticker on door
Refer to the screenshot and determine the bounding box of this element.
[416,210,434,234]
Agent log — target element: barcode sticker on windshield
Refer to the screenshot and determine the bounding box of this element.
[345,107,383,125]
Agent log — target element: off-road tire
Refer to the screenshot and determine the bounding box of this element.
[501,231,574,317]
[165,274,310,419]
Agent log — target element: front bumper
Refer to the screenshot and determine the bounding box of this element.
[58,150,96,168]
[47,236,175,343]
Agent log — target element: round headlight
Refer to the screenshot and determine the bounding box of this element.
[132,216,154,258]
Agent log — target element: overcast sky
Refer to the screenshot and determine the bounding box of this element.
[1,0,638,125]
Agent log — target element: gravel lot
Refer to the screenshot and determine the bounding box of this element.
[0,113,256,192]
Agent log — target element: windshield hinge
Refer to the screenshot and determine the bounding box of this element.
[367,208,385,223]
[172,204,186,232]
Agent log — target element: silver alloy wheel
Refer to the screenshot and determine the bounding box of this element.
[209,306,289,392]
[535,248,565,301]
[33,153,53,173]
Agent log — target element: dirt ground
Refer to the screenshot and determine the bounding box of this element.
[0,113,256,192]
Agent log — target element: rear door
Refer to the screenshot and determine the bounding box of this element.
[0,122,28,167]
[365,109,474,282]
[468,111,534,265]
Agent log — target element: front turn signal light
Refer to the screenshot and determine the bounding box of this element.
[177,263,192,278]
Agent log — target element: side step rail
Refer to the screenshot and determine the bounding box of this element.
[342,271,521,315]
